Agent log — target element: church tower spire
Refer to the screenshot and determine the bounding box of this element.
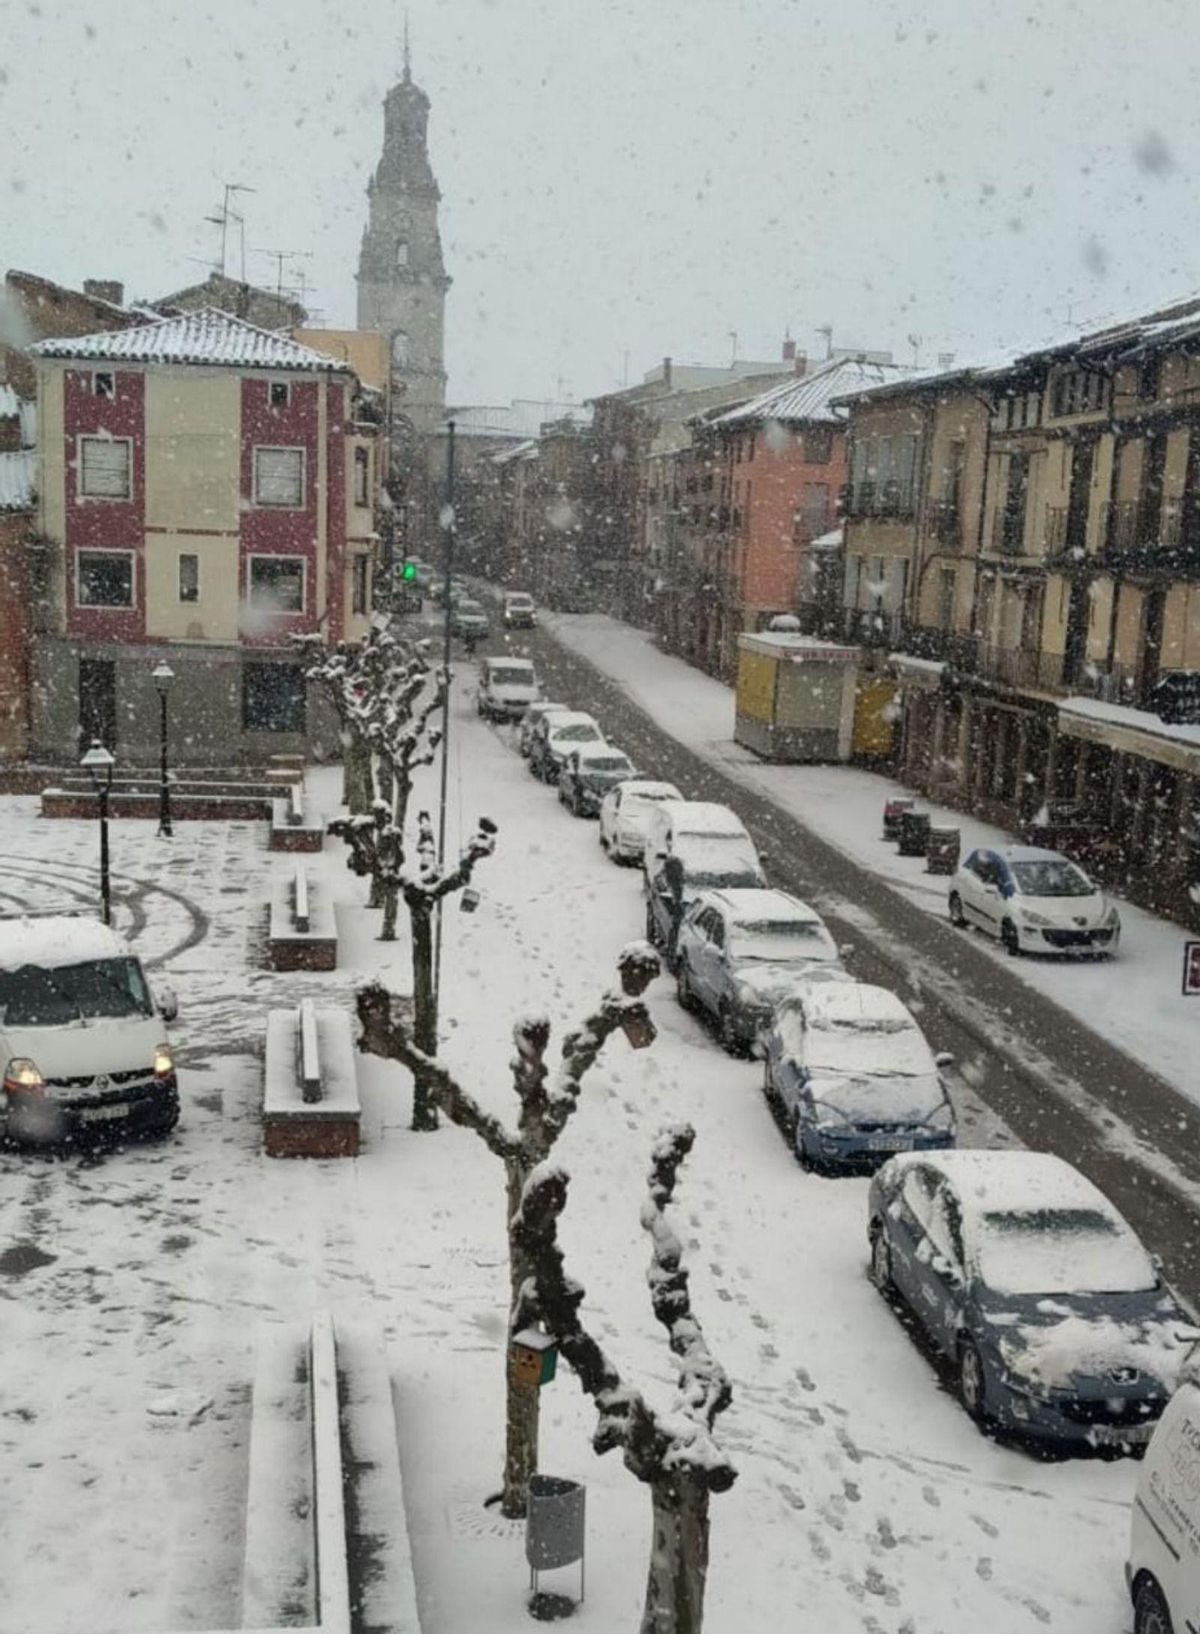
[356,47,449,441]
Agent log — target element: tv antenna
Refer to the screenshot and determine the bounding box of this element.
[204,182,255,278]
[907,333,922,367]
[255,247,313,302]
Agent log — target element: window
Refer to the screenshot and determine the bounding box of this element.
[178,553,199,603]
[351,553,369,615]
[93,371,115,399]
[800,482,830,538]
[1051,367,1107,419]
[253,446,304,507]
[937,568,956,630]
[242,662,306,733]
[269,381,290,409]
[354,445,370,506]
[77,549,134,607]
[392,330,410,368]
[79,435,131,499]
[249,555,305,612]
[804,426,833,463]
[396,239,409,268]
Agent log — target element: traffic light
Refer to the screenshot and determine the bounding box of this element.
[401,560,417,581]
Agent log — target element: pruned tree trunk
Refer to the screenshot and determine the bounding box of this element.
[380,881,400,941]
[343,736,373,815]
[409,902,439,1131]
[503,1156,537,1516]
[642,1476,710,1634]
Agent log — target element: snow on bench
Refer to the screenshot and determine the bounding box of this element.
[269,783,324,853]
[263,1000,360,1158]
[267,863,337,972]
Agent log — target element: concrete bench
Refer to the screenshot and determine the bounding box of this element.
[267,862,337,971]
[269,786,324,853]
[263,999,360,1158]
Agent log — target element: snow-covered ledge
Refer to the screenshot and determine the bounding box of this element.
[263,1004,361,1158]
[1057,695,1200,774]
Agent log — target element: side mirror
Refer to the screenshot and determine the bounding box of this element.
[930,1252,963,1288]
[156,985,179,1023]
[935,1051,954,1068]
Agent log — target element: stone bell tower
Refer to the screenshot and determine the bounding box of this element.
[356,33,450,443]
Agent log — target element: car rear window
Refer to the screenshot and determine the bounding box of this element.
[975,1207,1157,1295]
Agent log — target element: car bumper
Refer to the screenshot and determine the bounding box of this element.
[988,1380,1161,1448]
[4,1076,180,1145]
[504,614,535,627]
[800,1123,956,1167]
[485,700,530,720]
[1019,923,1118,953]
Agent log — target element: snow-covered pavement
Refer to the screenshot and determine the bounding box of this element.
[0,677,1140,1633]
[536,609,1200,1109]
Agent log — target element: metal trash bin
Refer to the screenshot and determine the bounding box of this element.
[882,797,916,841]
[526,1474,586,1612]
[926,826,960,875]
[897,810,931,858]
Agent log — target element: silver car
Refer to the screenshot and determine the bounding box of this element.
[599,779,683,863]
[674,887,841,1053]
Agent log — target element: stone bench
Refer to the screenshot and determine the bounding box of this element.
[269,786,324,853]
[42,786,276,821]
[263,999,360,1158]
[267,862,337,972]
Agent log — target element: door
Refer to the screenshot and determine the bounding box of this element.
[1141,589,1166,703]
[1000,453,1029,553]
[919,1181,968,1353]
[693,910,726,1012]
[971,853,1006,937]
[79,658,116,752]
[1063,579,1090,685]
[957,853,988,927]
[1064,440,1093,556]
[888,1165,938,1306]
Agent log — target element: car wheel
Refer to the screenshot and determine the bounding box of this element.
[870,1226,894,1293]
[957,1338,989,1424]
[948,891,967,928]
[1134,1575,1174,1634]
[676,963,694,1011]
[1001,919,1021,957]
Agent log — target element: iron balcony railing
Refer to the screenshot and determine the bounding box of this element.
[843,480,919,522]
[924,498,962,546]
[990,507,1027,556]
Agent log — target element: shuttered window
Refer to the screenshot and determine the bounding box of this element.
[253,446,304,507]
[79,436,131,499]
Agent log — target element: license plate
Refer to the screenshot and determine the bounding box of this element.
[79,1103,130,1123]
[863,1134,911,1152]
[1090,1422,1153,1446]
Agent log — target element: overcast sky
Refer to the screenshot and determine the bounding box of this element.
[4,0,1200,405]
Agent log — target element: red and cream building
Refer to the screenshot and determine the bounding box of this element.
[31,308,380,764]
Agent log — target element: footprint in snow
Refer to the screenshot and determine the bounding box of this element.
[971,1513,1000,1539]
[794,1366,816,1392]
[808,1530,832,1563]
[749,1311,770,1331]
[776,1482,805,1511]
[976,1557,993,1581]
[837,1426,863,1465]
[922,1484,941,1508]
[842,1480,860,1504]
[759,1342,778,1363]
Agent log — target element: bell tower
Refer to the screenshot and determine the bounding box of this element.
[356,34,450,441]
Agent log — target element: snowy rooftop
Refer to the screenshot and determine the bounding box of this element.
[1058,695,1200,752]
[0,913,123,971]
[739,630,861,659]
[711,357,916,427]
[31,308,354,374]
[0,449,35,511]
[448,400,591,440]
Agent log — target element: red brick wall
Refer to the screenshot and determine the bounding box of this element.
[64,368,146,642]
[0,511,30,759]
[738,426,847,614]
[240,378,321,646]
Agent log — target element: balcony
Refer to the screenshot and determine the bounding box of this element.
[976,644,1066,691]
[989,507,1027,557]
[844,606,904,647]
[843,481,918,523]
[891,623,981,672]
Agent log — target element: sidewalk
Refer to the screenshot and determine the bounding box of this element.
[539,610,1200,1105]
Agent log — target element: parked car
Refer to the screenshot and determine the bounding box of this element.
[643,800,756,874]
[557,745,638,815]
[867,1150,1196,1450]
[761,982,955,1166]
[673,887,841,1052]
[1128,1352,1200,1632]
[519,700,570,758]
[0,913,180,1146]
[599,779,683,862]
[949,844,1120,956]
[645,840,769,965]
[530,711,604,782]
[478,656,540,722]
[503,591,536,629]
[450,598,490,640]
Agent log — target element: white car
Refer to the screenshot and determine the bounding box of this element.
[761,982,955,1167]
[0,913,180,1146]
[503,591,536,628]
[530,711,604,783]
[518,700,569,758]
[599,779,683,863]
[948,844,1120,956]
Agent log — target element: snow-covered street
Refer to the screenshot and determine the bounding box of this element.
[0,669,1141,1634]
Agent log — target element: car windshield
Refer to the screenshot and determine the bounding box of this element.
[801,1014,930,1075]
[552,723,601,743]
[975,1207,1157,1295]
[683,869,762,891]
[459,600,483,615]
[583,757,631,774]
[507,596,533,608]
[1010,860,1093,897]
[729,920,827,962]
[490,666,534,685]
[0,957,154,1026]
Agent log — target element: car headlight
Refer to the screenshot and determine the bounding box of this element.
[3,1057,44,1094]
[1103,907,1120,929]
[1019,907,1052,927]
[811,1099,851,1131]
[733,983,762,1014]
[923,1101,955,1132]
[153,1044,175,1080]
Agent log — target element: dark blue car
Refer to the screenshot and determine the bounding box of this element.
[867,1150,1197,1451]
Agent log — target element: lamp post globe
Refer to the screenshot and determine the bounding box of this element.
[152,661,175,838]
[80,740,116,925]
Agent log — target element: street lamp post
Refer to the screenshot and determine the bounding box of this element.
[152,661,174,837]
[80,740,116,925]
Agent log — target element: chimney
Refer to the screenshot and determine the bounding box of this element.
[662,356,673,390]
[83,279,124,308]
[793,351,808,376]
[782,337,796,362]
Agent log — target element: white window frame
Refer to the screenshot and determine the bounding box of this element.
[350,552,370,615]
[269,381,291,409]
[253,445,306,509]
[178,551,200,604]
[75,547,135,609]
[77,434,132,501]
[353,445,370,507]
[247,553,307,614]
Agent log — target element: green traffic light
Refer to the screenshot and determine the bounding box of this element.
[401,561,417,581]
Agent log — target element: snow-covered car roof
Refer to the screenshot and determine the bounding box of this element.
[504,591,534,603]
[994,845,1074,864]
[0,914,128,973]
[572,743,633,766]
[703,888,821,924]
[884,1150,1124,1226]
[777,983,934,1075]
[670,836,762,879]
[546,712,600,735]
[615,780,681,801]
[658,800,748,838]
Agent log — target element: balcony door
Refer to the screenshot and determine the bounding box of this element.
[1139,589,1166,702]
[1000,453,1029,553]
[1063,580,1089,686]
[1065,441,1093,555]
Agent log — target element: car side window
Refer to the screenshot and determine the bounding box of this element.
[975,853,996,887]
[901,1166,936,1228]
[924,1182,963,1270]
[709,915,726,951]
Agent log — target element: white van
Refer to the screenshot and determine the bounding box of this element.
[642,800,761,877]
[477,655,540,722]
[1128,1356,1200,1632]
[0,914,180,1146]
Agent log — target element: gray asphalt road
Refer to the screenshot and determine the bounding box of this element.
[449,608,1200,1303]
